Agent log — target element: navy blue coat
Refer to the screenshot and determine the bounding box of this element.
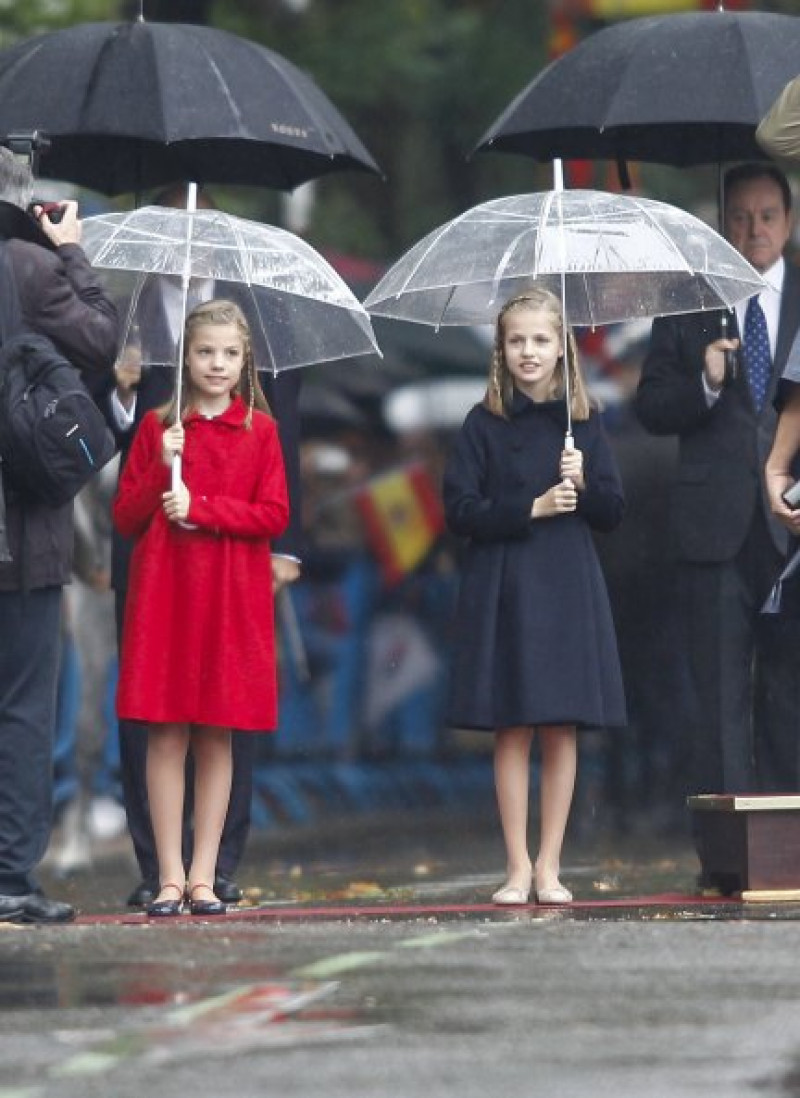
[443,390,627,731]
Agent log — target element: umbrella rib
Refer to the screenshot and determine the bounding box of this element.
[629,197,696,274]
[536,190,558,281]
[88,209,144,267]
[194,41,246,133]
[387,206,483,299]
[434,283,458,330]
[88,207,199,270]
[581,270,595,330]
[225,210,253,285]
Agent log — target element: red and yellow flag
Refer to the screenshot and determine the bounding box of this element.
[555,0,750,15]
[356,463,444,586]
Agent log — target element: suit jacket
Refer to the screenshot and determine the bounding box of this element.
[634,262,800,563]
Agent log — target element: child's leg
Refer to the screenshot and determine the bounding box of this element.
[146,723,190,899]
[494,726,535,890]
[534,724,577,892]
[187,726,233,898]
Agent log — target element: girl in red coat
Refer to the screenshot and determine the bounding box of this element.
[114,300,289,917]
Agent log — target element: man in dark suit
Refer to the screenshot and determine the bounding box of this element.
[635,163,800,803]
[105,256,303,909]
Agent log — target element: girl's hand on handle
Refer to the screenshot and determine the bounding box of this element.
[560,446,584,490]
[162,480,191,523]
[161,423,185,467]
[532,478,578,518]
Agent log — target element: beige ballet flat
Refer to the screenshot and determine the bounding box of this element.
[491,882,532,906]
[535,884,573,905]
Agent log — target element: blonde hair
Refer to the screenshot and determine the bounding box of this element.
[484,287,591,422]
[160,299,271,427]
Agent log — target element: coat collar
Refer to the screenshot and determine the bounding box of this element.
[509,385,569,428]
[184,395,248,427]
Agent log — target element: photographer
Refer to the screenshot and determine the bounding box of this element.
[0,142,118,923]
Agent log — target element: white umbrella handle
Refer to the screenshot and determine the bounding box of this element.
[171,183,197,497]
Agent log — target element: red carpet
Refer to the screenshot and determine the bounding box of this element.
[73,893,743,926]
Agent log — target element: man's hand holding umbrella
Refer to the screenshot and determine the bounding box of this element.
[704,332,740,394]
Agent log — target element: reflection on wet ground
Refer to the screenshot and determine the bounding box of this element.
[0,934,380,1088]
[4,817,800,1097]
[0,958,288,1012]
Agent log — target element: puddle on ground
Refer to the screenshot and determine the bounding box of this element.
[0,958,295,1012]
[0,957,376,1089]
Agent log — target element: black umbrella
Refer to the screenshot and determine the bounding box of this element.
[299,383,370,433]
[475,10,800,174]
[0,18,380,194]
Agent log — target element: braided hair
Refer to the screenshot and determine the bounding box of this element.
[484,287,590,422]
[163,298,271,427]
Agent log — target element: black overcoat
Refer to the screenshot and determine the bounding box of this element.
[443,391,626,732]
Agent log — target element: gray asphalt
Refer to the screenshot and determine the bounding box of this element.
[2,810,800,1098]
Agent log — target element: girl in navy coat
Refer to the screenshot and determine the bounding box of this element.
[443,288,626,906]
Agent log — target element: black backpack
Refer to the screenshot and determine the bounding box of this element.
[0,332,115,507]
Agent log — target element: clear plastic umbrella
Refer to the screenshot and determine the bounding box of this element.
[364,182,765,440]
[83,205,379,374]
[364,188,765,330]
[82,197,381,486]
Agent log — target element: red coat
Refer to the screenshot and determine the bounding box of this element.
[114,398,289,731]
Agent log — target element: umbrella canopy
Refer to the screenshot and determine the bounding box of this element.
[299,383,371,433]
[475,10,800,169]
[0,19,380,194]
[81,205,381,375]
[363,190,765,330]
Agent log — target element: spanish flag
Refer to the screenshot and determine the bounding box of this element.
[356,463,444,586]
[582,0,737,13]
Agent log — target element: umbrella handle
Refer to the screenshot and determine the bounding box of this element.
[564,433,575,451]
[171,454,198,532]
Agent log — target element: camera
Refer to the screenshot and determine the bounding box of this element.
[28,199,64,225]
[2,131,65,225]
[3,130,50,176]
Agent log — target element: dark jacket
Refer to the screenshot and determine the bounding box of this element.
[634,263,800,563]
[0,202,119,591]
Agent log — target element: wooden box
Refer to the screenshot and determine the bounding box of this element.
[687,794,800,901]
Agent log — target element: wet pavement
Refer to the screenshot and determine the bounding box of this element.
[3,809,800,1097]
